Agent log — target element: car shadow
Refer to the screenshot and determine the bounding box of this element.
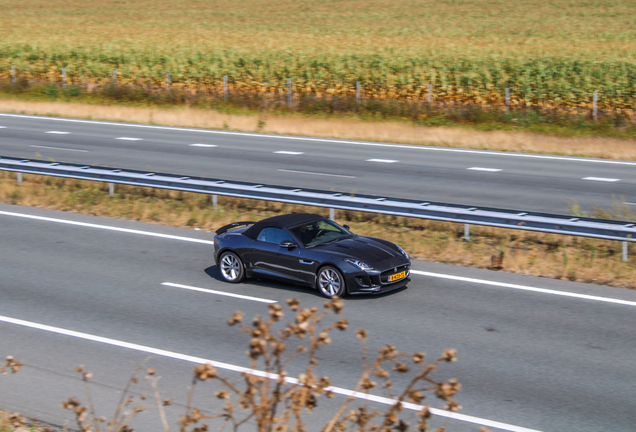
[205,265,408,299]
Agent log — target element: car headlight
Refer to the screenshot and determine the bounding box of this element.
[397,245,409,260]
[345,259,375,271]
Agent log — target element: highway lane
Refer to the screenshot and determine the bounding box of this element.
[2,204,636,431]
[1,113,636,214]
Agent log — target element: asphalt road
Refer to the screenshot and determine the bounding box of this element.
[1,113,636,215]
[1,203,636,432]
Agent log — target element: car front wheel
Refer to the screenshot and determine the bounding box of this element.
[219,251,245,283]
[316,266,346,298]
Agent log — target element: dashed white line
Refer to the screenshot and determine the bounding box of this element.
[582,177,620,182]
[161,282,276,303]
[0,126,7,128]
[116,137,143,141]
[189,144,218,147]
[30,145,88,153]
[0,314,540,432]
[411,270,636,307]
[45,131,70,134]
[366,159,398,163]
[277,169,356,178]
[3,208,635,310]
[0,210,215,245]
[2,112,636,167]
[623,202,636,206]
[467,167,502,172]
[274,151,304,155]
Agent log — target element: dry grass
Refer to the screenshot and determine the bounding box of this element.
[2,171,635,290]
[3,99,636,160]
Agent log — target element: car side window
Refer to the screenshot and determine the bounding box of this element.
[257,227,293,245]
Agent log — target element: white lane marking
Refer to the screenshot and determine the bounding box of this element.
[274,151,304,155]
[411,270,636,307]
[623,202,636,206]
[3,208,635,311]
[3,112,636,167]
[277,169,356,179]
[45,131,70,134]
[161,282,276,304]
[0,126,6,128]
[467,167,502,172]
[189,144,218,147]
[0,314,539,432]
[367,158,398,163]
[582,177,620,182]
[0,210,215,245]
[30,145,88,153]
[116,137,143,141]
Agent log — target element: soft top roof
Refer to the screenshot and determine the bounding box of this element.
[243,213,325,239]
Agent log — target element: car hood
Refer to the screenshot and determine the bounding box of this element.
[312,236,405,266]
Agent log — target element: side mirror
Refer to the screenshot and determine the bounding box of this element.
[343,224,350,231]
[280,240,297,249]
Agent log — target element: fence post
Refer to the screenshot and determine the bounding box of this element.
[427,84,432,104]
[108,183,114,197]
[61,67,67,88]
[464,224,470,241]
[212,194,218,211]
[287,77,292,109]
[593,90,598,121]
[166,72,171,91]
[16,172,22,185]
[223,75,228,103]
[505,87,510,109]
[113,69,117,85]
[356,81,361,104]
[623,241,628,261]
[329,208,335,220]
[11,65,15,85]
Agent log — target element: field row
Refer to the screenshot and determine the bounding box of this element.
[2,48,636,108]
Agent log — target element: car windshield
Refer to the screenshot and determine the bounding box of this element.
[290,219,352,247]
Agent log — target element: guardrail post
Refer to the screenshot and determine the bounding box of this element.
[16,172,22,185]
[505,87,510,109]
[287,78,292,109]
[11,65,16,85]
[356,81,361,104]
[62,67,67,88]
[427,84,432,104]
[329,208,334,220]
[593,90,598,121]
[108,183,114,197]
[166,72,171,91]
[113,69,117,85]
[223,75,228,103]
[212,194,218,210]
[623,241,628,261]
[464,223,470,241]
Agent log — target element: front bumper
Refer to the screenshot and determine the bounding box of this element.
[345,264,411,295]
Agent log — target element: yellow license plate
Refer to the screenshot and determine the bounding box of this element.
[389,271,406,282]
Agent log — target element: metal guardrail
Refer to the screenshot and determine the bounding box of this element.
[1,155,635,243]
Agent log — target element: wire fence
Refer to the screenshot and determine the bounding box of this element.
[4,66,636,124]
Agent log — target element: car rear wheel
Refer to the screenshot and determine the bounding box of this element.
[317,266,346,298]
[219,251,245,283]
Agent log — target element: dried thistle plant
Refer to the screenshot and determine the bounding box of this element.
[182,298,462,432]
[1,355,22,375]
[62,362,172,432]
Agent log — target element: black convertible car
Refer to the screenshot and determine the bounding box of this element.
[213,213,410,297]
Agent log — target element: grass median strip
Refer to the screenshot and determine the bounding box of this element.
[1,171,635,290]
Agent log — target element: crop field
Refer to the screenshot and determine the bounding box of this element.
[1,0,636,108]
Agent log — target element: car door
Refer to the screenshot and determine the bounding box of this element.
[251,227,302,282]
